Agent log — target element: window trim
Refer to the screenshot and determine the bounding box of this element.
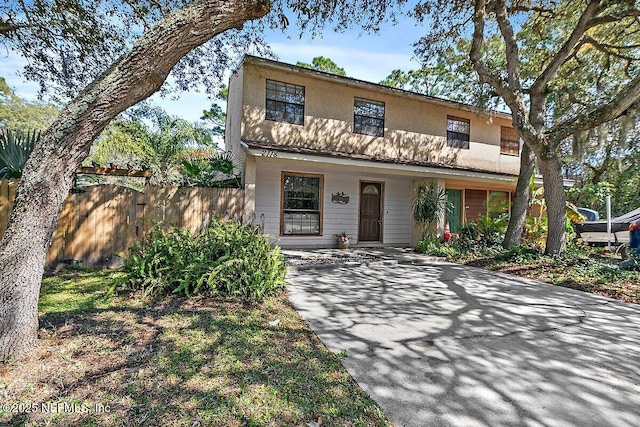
[446,115,470,149]
[500,126,520,156]
[353,97,385,137]
[280,171,324,236]
[265,79,305,125]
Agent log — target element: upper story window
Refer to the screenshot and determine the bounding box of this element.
[281,172,323,235]
[265,79,305,125]
[354,97,385,137]
[500,126,520,156]
[447,116,470,149]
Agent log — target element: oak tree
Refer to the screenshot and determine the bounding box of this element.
[414,0,640,253]
[0,0,271,360]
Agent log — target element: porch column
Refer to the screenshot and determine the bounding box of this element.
[435,178,446,238]
[244,154,256,220]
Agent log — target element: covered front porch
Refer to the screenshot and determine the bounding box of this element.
[242,147,517,248]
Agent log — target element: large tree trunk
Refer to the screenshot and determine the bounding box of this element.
[0,0,270,361]
[538,154,566,254]
[503,142,535,248]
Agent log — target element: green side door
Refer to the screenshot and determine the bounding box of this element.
[445,189,462,233]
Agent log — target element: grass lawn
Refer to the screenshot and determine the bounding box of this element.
[0,268,390,427]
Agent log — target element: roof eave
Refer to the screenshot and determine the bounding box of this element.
[242,140,518,183]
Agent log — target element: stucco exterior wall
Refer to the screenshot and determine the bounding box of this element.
[224,66,246,176]
[253,157,413,247]
[239,59,520,176]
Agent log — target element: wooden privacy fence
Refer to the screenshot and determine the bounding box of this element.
[0,180,245,266]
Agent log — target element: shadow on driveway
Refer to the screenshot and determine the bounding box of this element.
[287,252,640,427]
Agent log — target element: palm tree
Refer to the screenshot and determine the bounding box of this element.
[90,106,213,185]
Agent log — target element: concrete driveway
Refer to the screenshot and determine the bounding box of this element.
[286,249,640,427]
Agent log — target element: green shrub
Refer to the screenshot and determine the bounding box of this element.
[498,245,542,263]
[123,219,286,300]
[476,212,509,244]
[456,213,508,252]
[181,151,240,188]
[416,236,459,258]
[456,223,485,252]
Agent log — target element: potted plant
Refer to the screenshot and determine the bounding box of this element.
[334,231,350,249]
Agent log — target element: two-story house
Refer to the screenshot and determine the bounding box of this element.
[225,55,521,247]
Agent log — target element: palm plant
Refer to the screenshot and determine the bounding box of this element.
[412,182,451,239]
[0,128,40,178]
[181,150,239,187]
[89,106,215,186]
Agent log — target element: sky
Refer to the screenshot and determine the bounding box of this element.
[1,13,425,122]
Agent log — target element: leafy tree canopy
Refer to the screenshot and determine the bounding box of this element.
[565,109,640,216]
[0,77,58,130]
[413,0,640,142]
[1,1,406,100]
[200,84,229,137]
[296,56,347,76]
[0,1,274,99]
[90,105,215,185]
[379,50,500,109]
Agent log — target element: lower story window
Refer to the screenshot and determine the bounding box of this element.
[282,172,323,235]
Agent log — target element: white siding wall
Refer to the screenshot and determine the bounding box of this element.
[254,158,412,247]
[383,178,413,244]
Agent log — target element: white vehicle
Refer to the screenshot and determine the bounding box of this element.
[574,207,640,245]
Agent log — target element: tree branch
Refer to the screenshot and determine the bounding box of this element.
[470,0,541,141]
[553,85,588,106]
[507,5,554,16]
[547,73,640,141]
[587,9,640,27]
[530,0,600,97]
[0,19,24,37]
[582,35,640,61]
[488,0,521,93]
[470,1,511,100]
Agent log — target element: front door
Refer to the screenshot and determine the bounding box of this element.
[445,189,462,233]
[359,182,382,241]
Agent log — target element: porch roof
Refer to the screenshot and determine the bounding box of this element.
[241,139,518,184]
